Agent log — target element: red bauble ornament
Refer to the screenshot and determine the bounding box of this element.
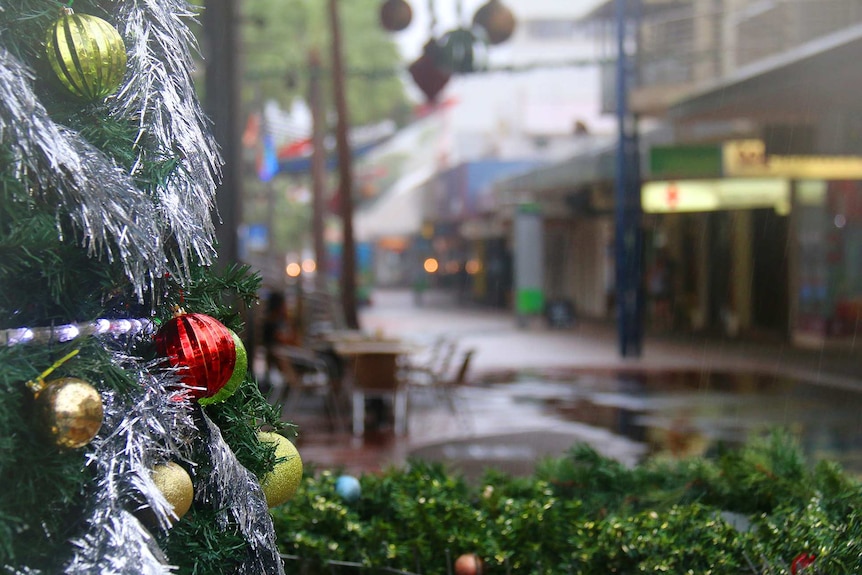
[154,312,236,400]
[791,553,816,575]
[454,553,483,575]
[379,0,412,32]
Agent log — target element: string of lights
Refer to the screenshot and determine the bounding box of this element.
[1,317,156,347]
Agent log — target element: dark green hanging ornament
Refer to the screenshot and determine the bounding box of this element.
[439,28,479,74]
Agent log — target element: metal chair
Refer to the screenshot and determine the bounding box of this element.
[407,348,475,432]
[266,344,344,431]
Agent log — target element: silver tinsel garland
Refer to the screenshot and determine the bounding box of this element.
[110,0,222,279]
[1,1,286,573]
[200,414,287,575]
[0,0,222,297]
[0,48,166,299]
[64,354,197,575]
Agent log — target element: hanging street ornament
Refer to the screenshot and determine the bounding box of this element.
[34,377,104,449]
[198,329,247,406]
[472,0,516,45]
[408,40,451,103]
[257,431,303,508]
[45,7,128,101]
[439,28,479,74]
[380,0,413,32]
[151,462,194,524]
[154,311,237,401]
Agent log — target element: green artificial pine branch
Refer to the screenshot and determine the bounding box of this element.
[0,1,293,572]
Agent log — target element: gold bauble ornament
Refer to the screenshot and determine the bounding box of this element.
[45,8,127,100]
[151,462,194,523]
[35,377,103,449]
[257,431,303,507]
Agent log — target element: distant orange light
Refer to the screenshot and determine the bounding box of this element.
[286,262,301,277]
[445,260,460,274]
[302,258,317,273]
[423,257,439,273]
[465,259,482,275]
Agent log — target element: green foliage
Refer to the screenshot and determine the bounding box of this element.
[271,431,862,574]
[241,0,411,126]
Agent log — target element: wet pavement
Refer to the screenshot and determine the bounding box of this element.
[278,289,862,479]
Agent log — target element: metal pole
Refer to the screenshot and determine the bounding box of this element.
[614,0,643,357]
[308,49,329,294]
[328,0,359,329]
[204,0,241,267]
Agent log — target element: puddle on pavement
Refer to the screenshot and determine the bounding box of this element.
[412,370,862,479]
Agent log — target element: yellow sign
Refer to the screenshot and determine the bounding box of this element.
[642,179,790,214]
[724,139,862,179]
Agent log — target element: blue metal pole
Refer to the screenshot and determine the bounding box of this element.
[614,0,642,357]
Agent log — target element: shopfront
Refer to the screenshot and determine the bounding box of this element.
[644,140,862,343]
[642,177,791,336]
[794,179,862,346]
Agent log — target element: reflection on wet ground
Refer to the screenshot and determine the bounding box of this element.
[292,369,862,480]
[497,370,862,469]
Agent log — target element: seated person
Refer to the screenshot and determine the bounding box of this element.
[261,291,332,387]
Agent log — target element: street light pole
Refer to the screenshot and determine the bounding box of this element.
[614,0,643,357]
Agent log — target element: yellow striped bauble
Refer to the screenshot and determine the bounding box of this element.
[45,9,127,100]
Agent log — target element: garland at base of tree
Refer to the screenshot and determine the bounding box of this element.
[272,430,862,575]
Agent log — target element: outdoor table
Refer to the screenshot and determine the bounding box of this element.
[333,339,422,437]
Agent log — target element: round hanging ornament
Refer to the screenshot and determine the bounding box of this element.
[45,7,127,100]
[34,377,104,449]
[335,474,361,503]
[198,329,247,406]
[472,0,516,45]
[408,40,451,103]
[379,0,413,32]
[257,431,303,507]
[154,311,237,400]
[151,462,194,523]
[439,28,479,74]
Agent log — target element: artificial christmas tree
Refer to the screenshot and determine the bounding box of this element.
[0,1,293,573]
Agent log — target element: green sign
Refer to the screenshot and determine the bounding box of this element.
[516,288,545,315]
[649,145,722,179]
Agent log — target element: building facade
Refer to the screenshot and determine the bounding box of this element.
[490,0,862,345]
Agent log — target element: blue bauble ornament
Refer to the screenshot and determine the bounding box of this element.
[335,475,361,503]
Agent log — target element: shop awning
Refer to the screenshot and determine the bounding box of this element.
[669,23,862,123]
[354,166,434,242]
[493,138,617,202]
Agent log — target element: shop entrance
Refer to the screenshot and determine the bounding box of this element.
[750,209,790,335]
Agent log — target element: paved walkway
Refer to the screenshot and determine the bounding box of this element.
[361,288,862,390]
[289,288,862,477]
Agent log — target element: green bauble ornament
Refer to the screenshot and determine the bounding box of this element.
[45,8,127,100]
[257,431,303,507]
[198,330,247,406]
